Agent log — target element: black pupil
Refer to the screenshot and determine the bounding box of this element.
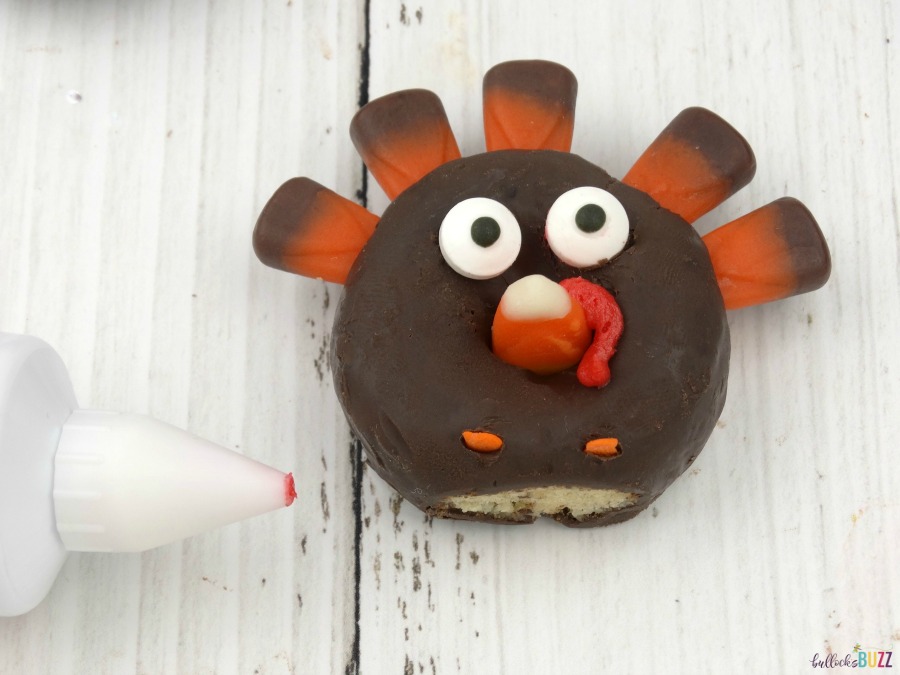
[471,217,501,247]
[575,204,606,233]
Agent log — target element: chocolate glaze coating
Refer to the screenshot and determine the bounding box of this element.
[332,150,730,527]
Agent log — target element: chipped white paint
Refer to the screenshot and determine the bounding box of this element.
[1,1,898,673]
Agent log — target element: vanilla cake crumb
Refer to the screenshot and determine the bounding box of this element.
[441,485,637,521]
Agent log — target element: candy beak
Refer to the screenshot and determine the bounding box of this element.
[491,275,591,375]
[491,275,625,387]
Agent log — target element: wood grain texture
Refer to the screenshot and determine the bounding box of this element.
[0,1,365,673]
[1,1,898,674]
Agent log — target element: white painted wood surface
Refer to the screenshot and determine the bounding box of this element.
[1,1,897,673]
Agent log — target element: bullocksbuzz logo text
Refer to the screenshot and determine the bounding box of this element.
[810,643,894,669]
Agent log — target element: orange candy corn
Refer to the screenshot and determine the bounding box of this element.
[623,107,756,224]
[483,60,578,152]
[492,293,591,375]
[253,178,379,284]
[350,90,461,200]
[703,198,831,309]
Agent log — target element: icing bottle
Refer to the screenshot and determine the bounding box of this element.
[0,333,296,617]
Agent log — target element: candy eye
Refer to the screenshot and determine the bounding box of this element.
[439,197,522,280]
[546,187,630,268]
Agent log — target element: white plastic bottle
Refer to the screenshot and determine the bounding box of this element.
[0,333,296,617]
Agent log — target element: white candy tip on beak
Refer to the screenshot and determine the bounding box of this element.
[498,274,572,321]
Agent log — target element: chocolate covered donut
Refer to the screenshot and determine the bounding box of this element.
[253,61,831,527]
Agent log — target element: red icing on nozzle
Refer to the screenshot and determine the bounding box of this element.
[284,473,297,507]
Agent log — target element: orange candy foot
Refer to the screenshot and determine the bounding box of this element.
[461,431,504,453]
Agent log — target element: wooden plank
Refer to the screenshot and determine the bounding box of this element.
[0,0,898,673]
[358,1,900,673]
[0,1,365,673]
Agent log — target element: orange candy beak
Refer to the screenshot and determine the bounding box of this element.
[491,275,592,375]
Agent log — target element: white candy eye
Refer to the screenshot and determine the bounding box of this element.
[546,186,629,268]
[439,197,522,280]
